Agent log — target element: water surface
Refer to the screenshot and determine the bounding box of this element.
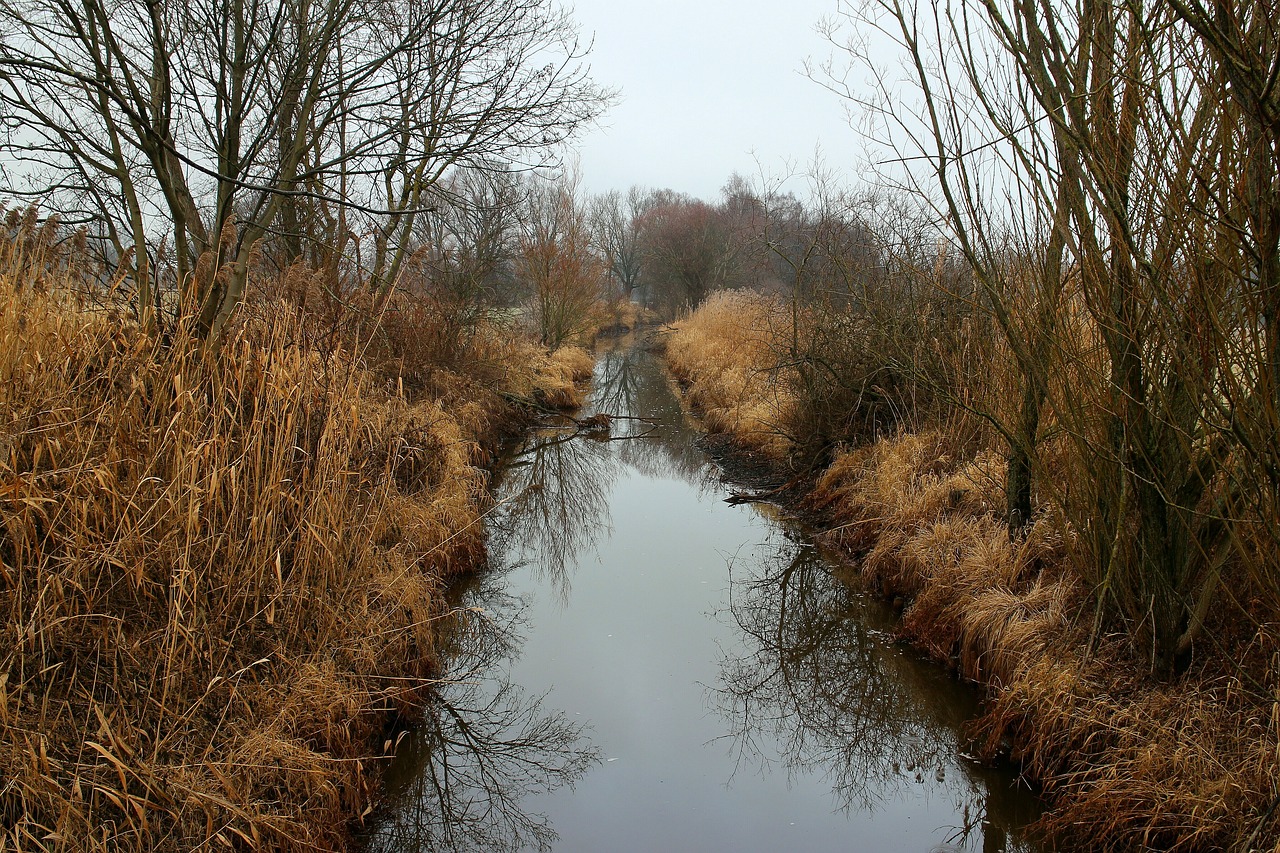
[363,338,1043,852]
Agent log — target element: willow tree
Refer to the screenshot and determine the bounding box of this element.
[0,0,606,340]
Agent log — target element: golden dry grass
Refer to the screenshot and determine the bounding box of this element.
[665,287,1278,849]
[596,298,656,336]
[536,345,595,409]
[807,433,1280,851]
[664,291,797,458]
[0,229,593,850]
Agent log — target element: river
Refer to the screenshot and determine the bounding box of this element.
[360,336,1044,853]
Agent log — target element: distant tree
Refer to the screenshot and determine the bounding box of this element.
[518,173,605,349]
[588,186,653,302]
[373,166,524,366]
[416,168,523,308]
[639,197,741,315]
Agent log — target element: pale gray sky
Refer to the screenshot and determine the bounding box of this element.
[567,0,865,201]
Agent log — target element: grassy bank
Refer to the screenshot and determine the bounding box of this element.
[664,291,797,459]
[666,291,1280,851]
[0,226,593,851]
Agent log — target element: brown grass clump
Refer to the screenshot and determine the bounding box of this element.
[427,334,592,413]
[0,231,592,850]
[665,291,796,458]
[811,433,1075,683]
[537,345,596,409]
[596,298,656,336]
[806,432,1280,851]
[667,283,1280,848]
[983,651,1279,851]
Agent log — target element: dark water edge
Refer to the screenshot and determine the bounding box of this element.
[358,336,1045,853]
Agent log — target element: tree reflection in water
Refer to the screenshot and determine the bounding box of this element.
[590,339,722,490]
[488,337,718,604]
[369,339,1041,853]
[365,587,600,853]
[490,419,619,601]
[368,339,692,853]
[714,536,1040,852]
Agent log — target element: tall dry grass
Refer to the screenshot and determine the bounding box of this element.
[667,292,1280,850]
[0,226,593,850]
[664,290,797,458]
[807,433,1280,850]
[665,288,958,467]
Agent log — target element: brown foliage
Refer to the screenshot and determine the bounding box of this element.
[664,290,797,459]
[519,179,607,350]
[668,285,1280,849]
[806,434,1280,851]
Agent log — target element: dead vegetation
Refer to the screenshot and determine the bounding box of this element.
[0,223,593,851]
[664,291,797,459]
[667,296,1280,851]
[596,298,656,338]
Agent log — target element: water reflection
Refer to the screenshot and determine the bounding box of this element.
[492,431,619,601]
[583,342,646,423]
[366,591,600,853]
[587,341,723,491]
[715,539,1040,851]
[367,339,1043,853]
[486,338,709,600]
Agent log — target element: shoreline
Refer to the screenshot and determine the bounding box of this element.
[656,307,1278,851]
[0,258,597,852]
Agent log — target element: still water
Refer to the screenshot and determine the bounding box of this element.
[362,338,1043,853]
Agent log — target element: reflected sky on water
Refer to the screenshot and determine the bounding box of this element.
[363,337,1043,853]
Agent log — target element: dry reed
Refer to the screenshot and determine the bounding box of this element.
[0,227,593,851]
[667,292,1280,851]
[664,290,797,458]
[808,434,1280,851]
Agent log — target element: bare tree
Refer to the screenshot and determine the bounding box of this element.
[375,166,524,369]
[819,0,1280,676]
[638,195,743,316]
[588,185,653,302]
[517,171,604,349]
[0,0,607,340]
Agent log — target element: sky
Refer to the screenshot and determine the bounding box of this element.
[565,0,869,202]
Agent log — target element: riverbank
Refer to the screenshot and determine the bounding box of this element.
[367,335,1045,852]
[662,291,1279,852]
[0,230,594,851]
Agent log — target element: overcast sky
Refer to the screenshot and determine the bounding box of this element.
[566,0,867,201]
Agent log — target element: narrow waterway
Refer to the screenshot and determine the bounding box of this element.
[362,337,1044,853]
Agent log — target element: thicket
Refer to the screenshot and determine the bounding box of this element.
[662,0,1280,841]
[0,8,612,843]
[815,0,1280,683]
[0,9,614,846]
